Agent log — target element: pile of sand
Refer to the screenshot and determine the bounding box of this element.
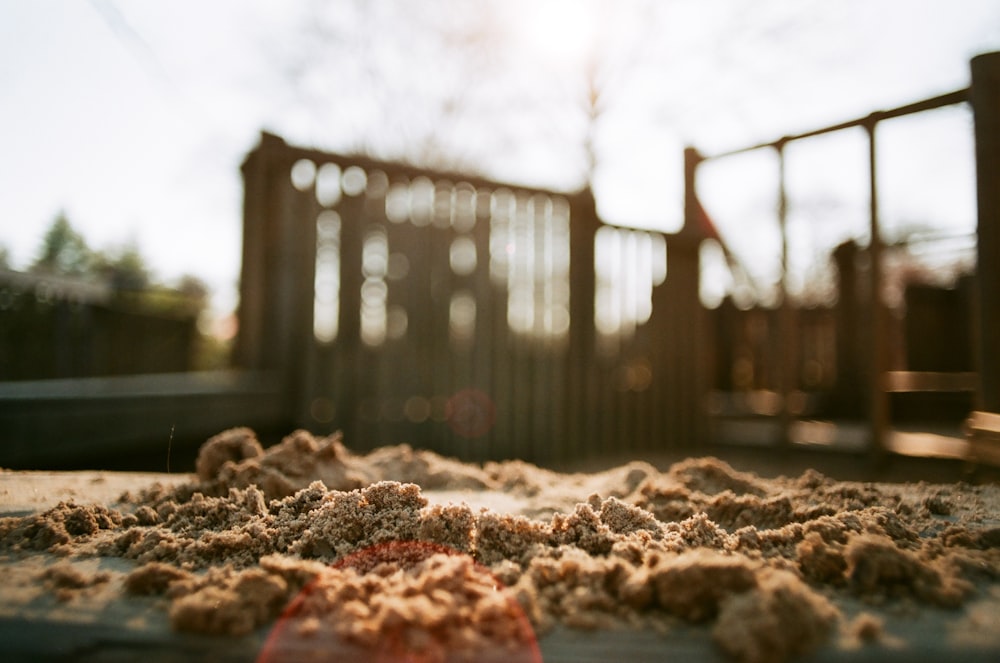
[2,427,999,662]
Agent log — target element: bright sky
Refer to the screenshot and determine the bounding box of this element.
[1,0,998,316]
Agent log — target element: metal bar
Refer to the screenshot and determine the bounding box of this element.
[706,88,969,161]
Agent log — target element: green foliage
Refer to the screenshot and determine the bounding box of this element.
[192,331,233,371]
[30,212,95,276]
[96,240,152,291]
[25,212,213,321]
[6,213,229,376]
[30,214,154,291]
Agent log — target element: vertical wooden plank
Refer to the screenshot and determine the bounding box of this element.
[634,231,652,453]
[616,231,634,457]
[831,241,866,418]
[385,178,424,449]
[565,189,601,464]
[539,196,568,465]
[646,232,669,453]
[335,168,365,449]
[387,178,413,447]
[289,166,321,430]
[662,147,708,450]
[972,52,1000,413]
[429,181,454,456]
[236,133,282,372]
[468,186,496,463]
[488,189,514,461]
[775,141,795,448]
[509,192,532,462]
[865,120,890,460]
[240,138,318,427]
[365,171,395,450]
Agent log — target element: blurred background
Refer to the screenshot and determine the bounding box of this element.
[1,0,999,476]
[2,0,997,319]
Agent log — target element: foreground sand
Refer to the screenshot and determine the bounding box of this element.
[2,428,999,662]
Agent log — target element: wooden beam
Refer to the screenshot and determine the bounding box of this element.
[972,53,1000,413]
[884,371,979,393]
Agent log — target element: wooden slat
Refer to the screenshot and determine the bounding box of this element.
[883,371,979,392]
[966,410,1000,467]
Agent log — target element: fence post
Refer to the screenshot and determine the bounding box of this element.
[775,140,794,448]
[865,118,890,460]
[660,146,707,448]
[831,241,867,418]
[235,134,277,372]
[236,132,315,429]
[565,187,601,459]
[972,52,1000,413]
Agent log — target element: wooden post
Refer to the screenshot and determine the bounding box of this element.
[775,140,794,448]
[656,146,707,449]
[565,188,601,459]
[235,133,277,371]
[972,52,1000,413]
[235,132,315,431]
[334,176,365,447]
[865,118,890,459]
[831,241,866,418]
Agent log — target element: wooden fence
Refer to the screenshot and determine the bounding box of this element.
[704,254,977,424]
[0,269,201,381]
[3,52,997,470]
[219,49,1000,464]
[0,269,282,471]
[236,134,711,464]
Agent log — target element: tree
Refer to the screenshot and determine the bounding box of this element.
[96,240,151,291]
[30,212,95,277]
[174,274,210,316]
[28,214,155,290]
[270,0,688,194]
[278,0,514,173]
[176,274,209,303]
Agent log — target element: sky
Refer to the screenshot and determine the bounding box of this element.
[1,0,999,318]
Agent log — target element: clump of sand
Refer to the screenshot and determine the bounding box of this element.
[2,427,999,662]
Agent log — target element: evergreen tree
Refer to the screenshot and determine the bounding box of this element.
[97,240,151,291]
[30,212,95,277]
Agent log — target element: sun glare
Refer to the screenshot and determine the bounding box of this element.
[513,0,599,69]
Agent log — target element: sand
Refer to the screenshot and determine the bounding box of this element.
[2,427,999,662]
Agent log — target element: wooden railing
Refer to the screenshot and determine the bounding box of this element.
[4,52,996,470]
[236,134,712,464]
[0,269,201,381]
[689,51,1000,459]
